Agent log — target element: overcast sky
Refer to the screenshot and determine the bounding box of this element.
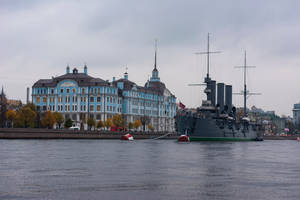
[1,0,300,116]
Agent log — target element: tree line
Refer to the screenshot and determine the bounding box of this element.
[4,103,154,131]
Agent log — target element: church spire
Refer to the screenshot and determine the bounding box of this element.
[154,39,157,70]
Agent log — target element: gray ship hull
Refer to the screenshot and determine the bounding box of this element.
[175,112,263,141]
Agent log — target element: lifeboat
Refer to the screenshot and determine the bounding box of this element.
[178,135,190,142]
[296,137,300,141]
[121,133,134,141]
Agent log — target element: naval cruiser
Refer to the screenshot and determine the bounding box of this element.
[175,34,264,141]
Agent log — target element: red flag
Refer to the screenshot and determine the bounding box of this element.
[179,101,186,109]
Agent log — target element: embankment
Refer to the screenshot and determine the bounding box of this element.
[0,128,177,139]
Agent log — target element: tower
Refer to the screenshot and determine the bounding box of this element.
[150,39,160,82]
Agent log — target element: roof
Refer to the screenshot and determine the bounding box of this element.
[33,72,110,88]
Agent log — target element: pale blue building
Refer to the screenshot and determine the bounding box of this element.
[32,60,176,131]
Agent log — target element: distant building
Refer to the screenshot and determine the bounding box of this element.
[293,103,300,129]
[32,54,176,131]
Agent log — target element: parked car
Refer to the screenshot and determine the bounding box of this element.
[69,126,80,131]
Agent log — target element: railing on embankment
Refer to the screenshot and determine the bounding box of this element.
[0,128,177,139]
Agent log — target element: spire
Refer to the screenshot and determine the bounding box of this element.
[154,39,157,71]
[150,39,160,82]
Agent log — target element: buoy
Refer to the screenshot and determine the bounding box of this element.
[296,137,300,141]
[178,135,190,142]
[121,133,134,141]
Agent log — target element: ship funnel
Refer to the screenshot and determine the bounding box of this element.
[225,85,232,112]
[217,83,225,111]
[210,80,216,106]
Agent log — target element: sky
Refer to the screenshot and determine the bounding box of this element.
[1,0,300,116]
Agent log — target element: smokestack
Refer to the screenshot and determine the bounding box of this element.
[225,85,232,112]
[26,87,30,104]
[217,83,225,110]
[210,80,216,106]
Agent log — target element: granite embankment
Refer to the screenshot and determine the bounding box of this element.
[0,128,177,139]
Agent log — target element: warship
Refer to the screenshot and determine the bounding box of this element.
[175,34,264,141]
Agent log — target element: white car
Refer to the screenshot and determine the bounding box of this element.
[69,126,80,131]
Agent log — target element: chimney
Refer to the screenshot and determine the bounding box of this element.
[113,77,116,82]
[225,85,232,112]
[217,83,225,110]
[210,80,216,106]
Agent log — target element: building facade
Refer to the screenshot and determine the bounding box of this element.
[293,103,300,129]
[32,63,176,131]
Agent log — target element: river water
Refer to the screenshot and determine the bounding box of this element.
[0,139,299,200]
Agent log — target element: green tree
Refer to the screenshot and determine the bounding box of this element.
[64,118,73,129]
[5,110,16,128]
[41,111,56,129]
[87,117,96,130]
[105,117,113,130]
[53,112,64,129]
[96,120,104,130]
[14,107,37,128]
[133,119,142,131]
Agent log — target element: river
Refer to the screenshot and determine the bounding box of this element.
[0,140,299,200]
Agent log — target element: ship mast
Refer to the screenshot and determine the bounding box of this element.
[234,51,260,117]
[190,33,221,102]
[195,33,221,81]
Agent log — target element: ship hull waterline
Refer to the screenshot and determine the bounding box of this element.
[189,136,257,142]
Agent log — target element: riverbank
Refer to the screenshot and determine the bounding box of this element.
[0,128,177,139]
[0,128,299,140]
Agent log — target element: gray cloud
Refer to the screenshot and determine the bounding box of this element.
[1,0,300,116]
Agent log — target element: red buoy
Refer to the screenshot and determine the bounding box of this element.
[178,135,190,142]
[121,133,134,141]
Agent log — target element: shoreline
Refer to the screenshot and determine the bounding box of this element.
[0,128,177,140]
[0,128,299,140]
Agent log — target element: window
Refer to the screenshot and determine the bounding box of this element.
[36,97,40,103]
[82,88,85,94]
[51,89,54,94]
[107,96,109,102]
[90,105,94,111]
[72,88,76,93]
[43,106,47,111]
[97,96,101,102]
[66,88,70,93]
[61,89,64,93]
[97,105,101,111]
[96,114,101,120]
[43,97,47,103]
[90,97,94,102]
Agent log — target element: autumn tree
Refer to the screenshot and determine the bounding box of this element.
[148,124,154,132]
[133,119,142,131]
[14,107,37,128]
[128,122,134,130]
[41,111,56,129]
[112,114,126,129]
[53,112,64,129]
[96,120,104,130]
[5,110,16,128]
[87,117,96,130]
[105,117,113,130]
